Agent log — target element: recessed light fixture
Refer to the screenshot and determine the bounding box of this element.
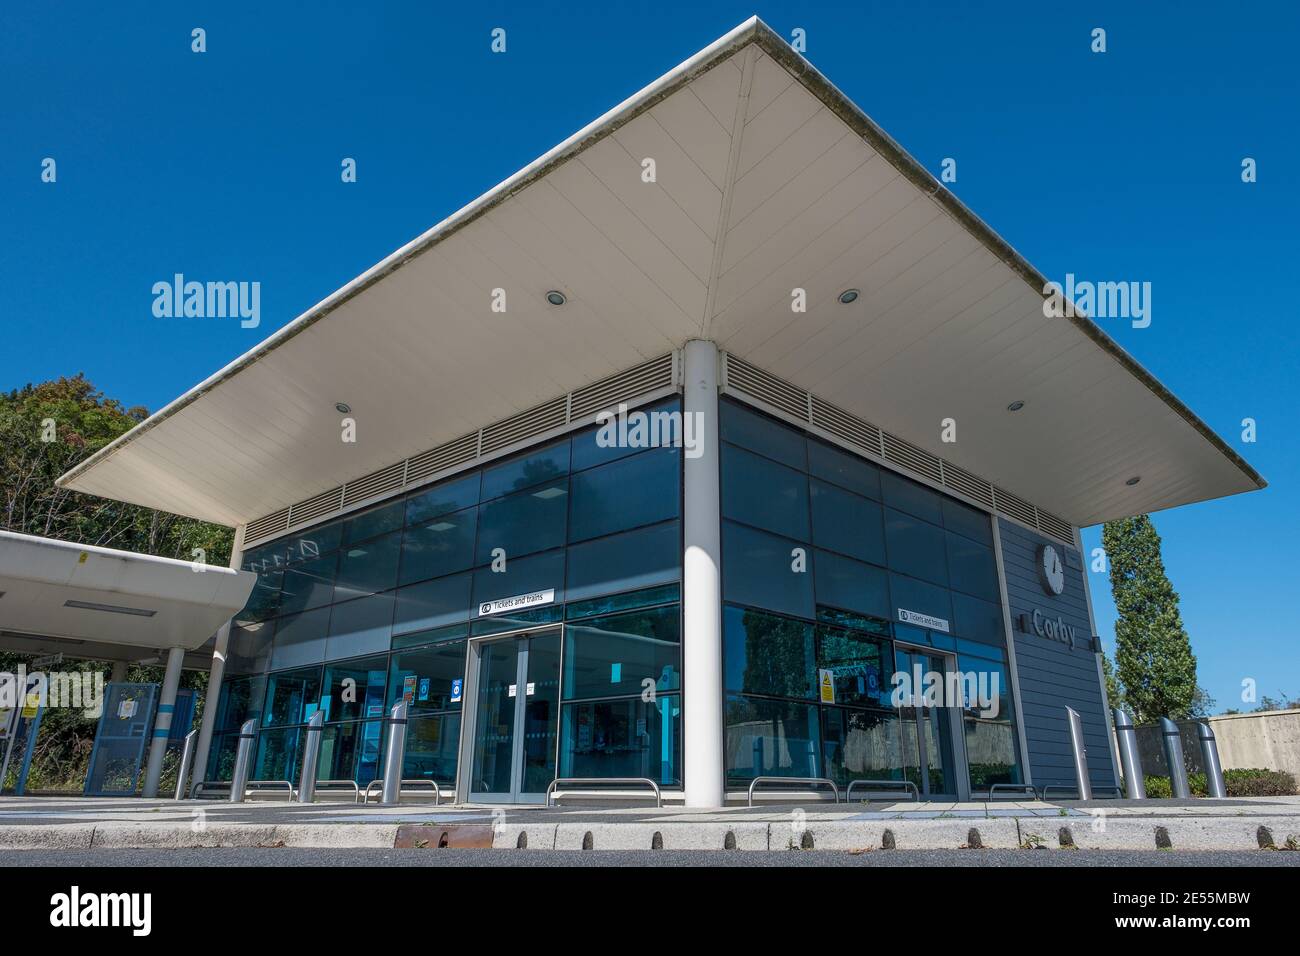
[531,486,567,500]
[335,402,351,414]
[838,289,860,304]
[546,290,566,306]
[1006,401,1025,412]
[64,599,156,618]
[1125,476,1142,486]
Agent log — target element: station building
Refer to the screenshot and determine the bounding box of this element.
[57,18,1264,806]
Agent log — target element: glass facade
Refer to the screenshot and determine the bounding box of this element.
[208,398,683,791]
[719,398,1021,793]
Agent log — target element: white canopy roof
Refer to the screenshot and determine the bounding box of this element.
[0,531,255,661]
[57,17,1263,530]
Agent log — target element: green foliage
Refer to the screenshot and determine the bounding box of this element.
[1143,768,1296,799]
[1101,515,1197,723]
[1100,650,1124,710]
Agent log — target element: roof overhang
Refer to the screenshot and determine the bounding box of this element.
[0,531,255,656]
[57,17,1264,530]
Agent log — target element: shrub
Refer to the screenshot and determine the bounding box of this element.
[1142,769,1296,798]
[1144,775,1172,798]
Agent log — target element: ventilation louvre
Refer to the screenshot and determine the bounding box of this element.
[940,461,994,510]
[882,433,942,484]
[992,486,1037,528]
[342,462,405,507]
[725,355,810,421]
[242,353,677,546]
[1035,508,1074,544]
[570,354,674,420]
[811,397,882,456]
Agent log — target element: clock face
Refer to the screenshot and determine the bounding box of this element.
[1039,544,1066,596]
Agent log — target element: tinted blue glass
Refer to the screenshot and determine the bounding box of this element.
[563,605,680,700]
[262,666,321,726]
[253,727,301,782]
[278,553,337,616]
[571,397,682,471]
[388,641,466,713]
[399,506,477,585]
[236,570,282,624]
[568,448,679,542]
[270,607,330,670]
[946,533,999,601]
[725,695,821,781]
[325,592,394,660]
[816,627,890,708]
[941,497,992,545]
[559,695,681,786]
[889,573,953,628]
[722,443,809,541]
[950,592,1005,646]
[565,521,679,604]
[393,572,472,637]
[403,713,461,786]
[884,508,949,586]
[471,548,565,617]
[333,530,401,602]
[475,479,567,565]
[723,605,815,699]
[226,620,274,676]
[809,479,885,564]
[720,399,806,469]
[480,440,570,501]
[821,708,905,787]
[405,473,481,526]
[284,522,343,566]
[880,470,943,525]
[813,549,890,621]
[722,522,814,620]
[320,655,388,723]
[343,500,404,544]
[808,438,881,500]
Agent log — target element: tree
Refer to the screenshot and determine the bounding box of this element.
[1101,514,1198,723]
[1100,650,1124,711]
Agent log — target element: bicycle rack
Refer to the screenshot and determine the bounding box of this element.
[312,779,362,803]
[747,776,840,807]
[544,777,663,808]
[986,783,1038,801]
[362,778,441,805]
[845,779,920,802]
[1039,784,1123,801]
[191,779,294,801]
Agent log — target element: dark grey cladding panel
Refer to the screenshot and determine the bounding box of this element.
[1000,519,1117,790]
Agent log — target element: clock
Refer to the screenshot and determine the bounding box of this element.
[1038,544,1065,596]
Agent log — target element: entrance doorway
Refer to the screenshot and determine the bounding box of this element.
[894,646,968,800]
[466,628,561,803]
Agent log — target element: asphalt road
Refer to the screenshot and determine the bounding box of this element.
[6,847,1298,866]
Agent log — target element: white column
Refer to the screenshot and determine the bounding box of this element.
[682,340,725,808]
[142,645,185,798]
[190,524,245,791]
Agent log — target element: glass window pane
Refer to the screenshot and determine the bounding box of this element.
[565,583,680,621]
[809,480,885,564]
[343,500,405,545]
[236,570,282,624]
[253,726,301,782]
[568,448,679,542]
[950,592,1005,646]
[325,593,394,660]
[946,533,999,601]
[563,605,680,700]
[723,605,815,699]
[725,695,821,782]
[270,607,329,670]
[571,397,682,471]
[884,508,949,587]
[278,553,337,617]
[559,695,681,787]
[816,627,890,708]
[320,655,389,723]
[720,399,806,470]
[388,641,467,714]
[721,522,814,620]
[226,620,274,676]
[565,521,679,604]
[808,438,881,500]
[942,497,992,545]
[393,572,472,637]
[889,573,953,629]
[399,506,477,585]
[722,443,809,541]
[285,522,343,565]
[403,713,461,788]
[405,473,481,526]
[813,549,891,622]
[317,720,384,786]
[475,479,567,565]
[480,440,570,501]
[334,530,401,602]
[261,667,321,727]
[214,675,265,732]
[821,708,907,788]
[470,549,565,634]
[880,470,943,525]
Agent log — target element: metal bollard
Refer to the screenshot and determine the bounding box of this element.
[174,730,198,801]
[297,711,325,803]
[1160,717,1191,798]
[1197,722,1227,798]
[380,702,408,806]
[1065,707,1092,800]
[229,719,257,803]
[1112,707,1146,799]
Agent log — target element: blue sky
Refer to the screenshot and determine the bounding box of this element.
[2,2,1296,712]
